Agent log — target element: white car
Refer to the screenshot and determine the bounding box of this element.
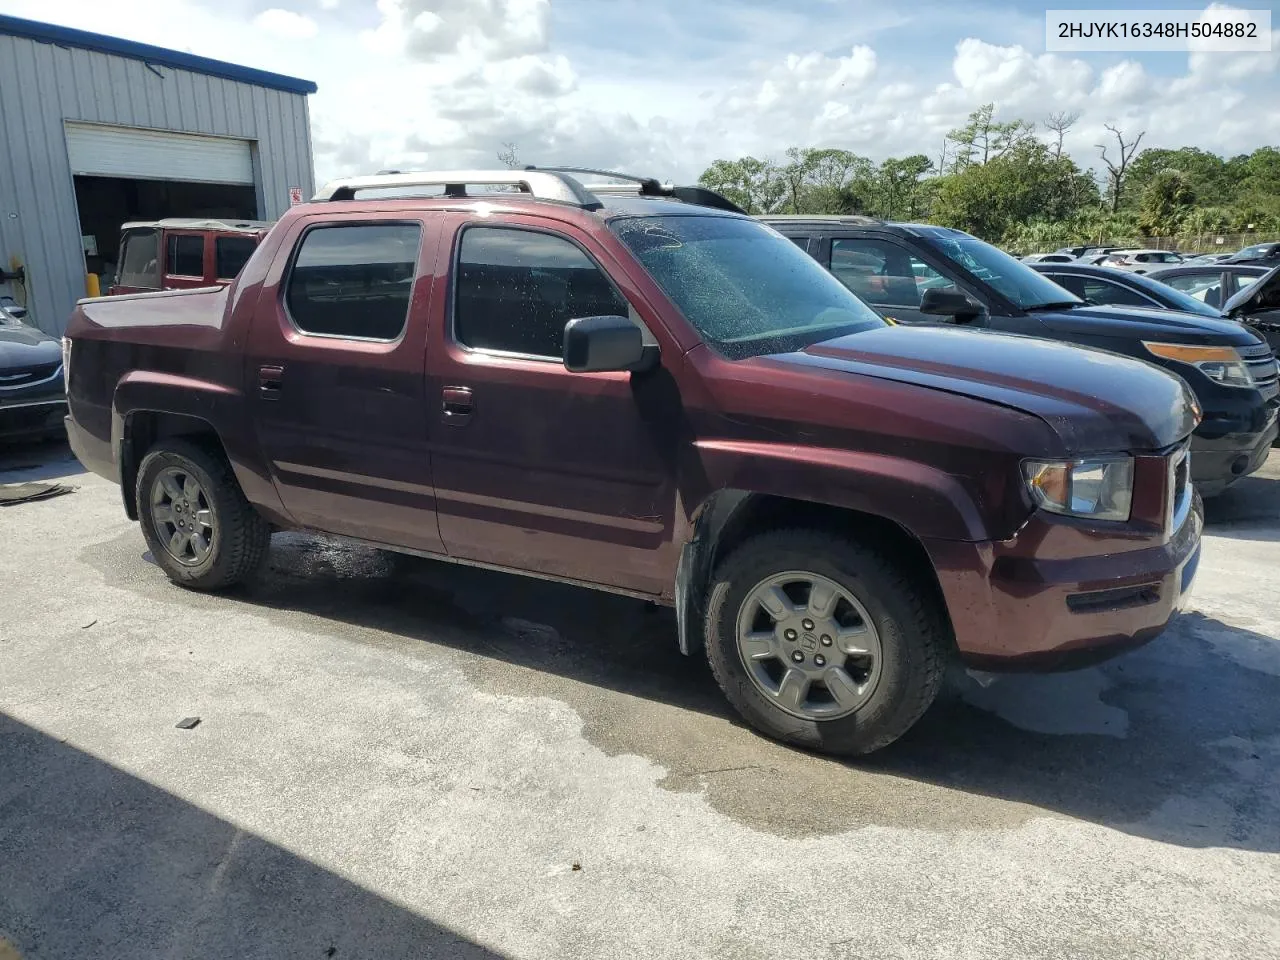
[1020,253,1076,263]
[1103,249,1185,273]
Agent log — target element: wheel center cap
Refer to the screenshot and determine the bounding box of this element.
[799,633,819,653]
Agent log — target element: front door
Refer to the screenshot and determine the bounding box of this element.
[425,216,680,597]
[245,213,446,553]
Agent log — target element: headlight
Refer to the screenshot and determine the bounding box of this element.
[1022,457,1134,521]
[1142,342,1253,388]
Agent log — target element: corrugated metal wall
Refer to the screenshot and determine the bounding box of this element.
[0,32,314,334]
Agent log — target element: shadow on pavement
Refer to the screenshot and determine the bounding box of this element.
[0,712,506,960]
[181,533,1280,853]
[0,438,84,484]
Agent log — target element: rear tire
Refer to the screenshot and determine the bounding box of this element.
[704,529,948,756]
[135,438,270,591]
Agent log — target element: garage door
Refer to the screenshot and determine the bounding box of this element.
[64,123,254,185]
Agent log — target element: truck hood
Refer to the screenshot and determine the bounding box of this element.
[0,323,61,369]
[1224,264,1280,318]
[1032,302,1263,346]
[793,325,1196,453]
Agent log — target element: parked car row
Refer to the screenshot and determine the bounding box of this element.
[62,168,1208,759]
[766,215,1278,497]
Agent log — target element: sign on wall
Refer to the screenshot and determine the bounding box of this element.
[289,186,304,206]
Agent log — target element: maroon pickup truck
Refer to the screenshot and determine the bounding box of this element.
[63,168,1203,755]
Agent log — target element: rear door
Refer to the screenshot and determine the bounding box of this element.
[244,212,446,553]
[423,214,681,596]
[162,231,212,290]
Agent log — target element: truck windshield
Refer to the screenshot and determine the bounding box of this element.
[611,215,885,359]
[923,232,1085,311]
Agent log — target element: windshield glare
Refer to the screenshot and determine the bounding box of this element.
[925,233,1084,310]
[611,215,885,358]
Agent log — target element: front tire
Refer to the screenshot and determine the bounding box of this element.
[135,439,270,590]
[704,529,948,756]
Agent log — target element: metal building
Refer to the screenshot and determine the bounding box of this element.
[0,15,317,334]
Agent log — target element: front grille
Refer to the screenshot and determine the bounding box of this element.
[0,361,60,389]
[1238,341,1278,388]
[1170,444,1191,532]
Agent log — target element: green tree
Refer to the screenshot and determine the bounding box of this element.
[869,155,933,220]
[698,157,785,215]
[1137,169,1196,235]
[945,103,1035,172]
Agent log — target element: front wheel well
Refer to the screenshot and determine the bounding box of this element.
[120,411,224,520]
[679,492,953,656]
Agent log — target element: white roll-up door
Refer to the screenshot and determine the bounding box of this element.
[65,123,254,185]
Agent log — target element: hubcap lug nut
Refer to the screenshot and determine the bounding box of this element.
[815,655,826,667]
[821,635,832,646]
[784,629,797,641]
[802,618,814,630]
[791,651,804,663]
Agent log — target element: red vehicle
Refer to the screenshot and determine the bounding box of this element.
[63,169,1202,755]
[110,218,272,295]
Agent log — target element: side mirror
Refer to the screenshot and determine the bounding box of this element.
[563,315,658,373]
[919,286,982,322]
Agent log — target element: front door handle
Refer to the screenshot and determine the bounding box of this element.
[442,385,473,423]
[259,364,284,399]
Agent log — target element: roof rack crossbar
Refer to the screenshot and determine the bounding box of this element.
[528,165,748,215]
[313,170,603,209]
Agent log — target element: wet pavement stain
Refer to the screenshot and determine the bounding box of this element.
[78,528,1280,847]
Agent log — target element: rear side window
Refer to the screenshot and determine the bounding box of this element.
[216,236,258,280]
[285,223,422,340]
[454,227,628,358]
[117,229,160,289]
[166,234,204,277]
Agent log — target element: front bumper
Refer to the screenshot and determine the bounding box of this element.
[1191,409,1277,496]
[0,396,67,440]
[926,491,1203,671]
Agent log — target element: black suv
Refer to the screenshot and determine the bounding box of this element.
[764,216,1279,496]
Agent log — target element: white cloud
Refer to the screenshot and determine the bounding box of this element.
[253,8,319,41]
[0,0,1277,186]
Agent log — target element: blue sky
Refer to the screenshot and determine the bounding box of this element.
[2,0,1276,182]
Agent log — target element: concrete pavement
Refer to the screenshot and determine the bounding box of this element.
[1,441,1278,959]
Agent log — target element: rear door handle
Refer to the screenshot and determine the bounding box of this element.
[259,365,284,399]
[442,385,473,423]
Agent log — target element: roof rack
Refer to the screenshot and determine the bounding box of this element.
[312,167,749,215]
[759,214,882,225]
[527,166,748,215]
[313,170,603,209]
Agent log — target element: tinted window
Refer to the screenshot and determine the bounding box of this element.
[788,236,810,252]
[285,224,421,340]
[117,229,160,289]
[454,227,628,358]
[611,215,883,360]
[830,238,951,307]
[1080,278,1153,307]
[166,234,204,277]
[216,236,258,280]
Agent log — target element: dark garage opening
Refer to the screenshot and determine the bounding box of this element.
[74,176,257,284]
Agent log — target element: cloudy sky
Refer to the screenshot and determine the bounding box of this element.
[2,0,1277,184]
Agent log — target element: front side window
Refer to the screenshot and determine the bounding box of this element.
[830,238,950,307]
[454,227,629,359]
[285,223,421,340]
[216,236,258,280]
[1164,272,1224,307]
[921,230,1084,310]
[1081,278,1153,308]
[611,215,884,359]
[166,234,204,277]
[117,229,160,289]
